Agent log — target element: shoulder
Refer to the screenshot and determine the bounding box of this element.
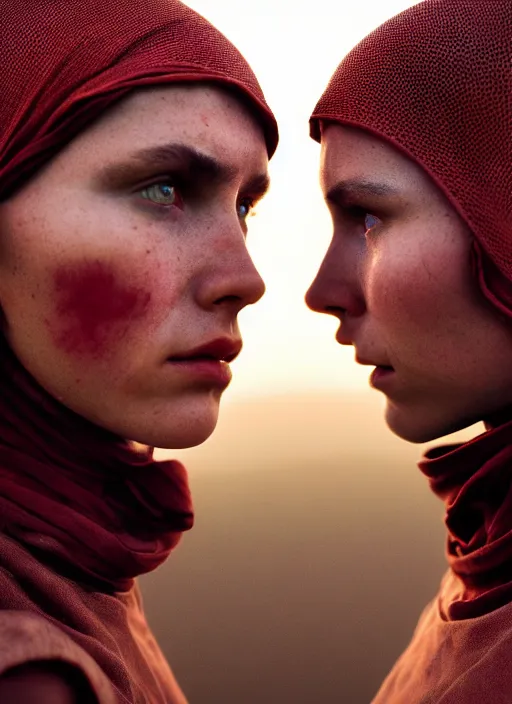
[0,611,116,703]
[0,660,97,703]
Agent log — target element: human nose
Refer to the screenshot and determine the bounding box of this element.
[196,230,266,314]
[305,235,365,319]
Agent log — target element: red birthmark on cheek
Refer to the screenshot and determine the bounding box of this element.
[50,260,151,357]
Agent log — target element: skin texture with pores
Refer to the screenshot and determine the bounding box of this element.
[306,123,512,444]
[0,85,270,449]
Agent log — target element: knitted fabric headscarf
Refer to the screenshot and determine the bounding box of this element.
[310,0,511,317]
[0,0,278,201]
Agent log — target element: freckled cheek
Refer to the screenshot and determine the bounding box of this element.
[367,257,444,333]
[46,258,178,361]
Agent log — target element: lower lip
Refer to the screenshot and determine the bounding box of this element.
[168,359,232,387]
[369,366,395,389]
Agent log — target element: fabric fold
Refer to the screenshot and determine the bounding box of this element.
[419,420,512,617]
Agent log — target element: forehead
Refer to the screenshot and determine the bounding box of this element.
[61,84,269,177]
[319,123,424,192]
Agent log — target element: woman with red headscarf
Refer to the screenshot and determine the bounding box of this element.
[0,1,277,701]
[307,1,512,701]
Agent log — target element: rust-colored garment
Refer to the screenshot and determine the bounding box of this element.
[372,420,512,703]
[372,571,512,703]
[0,535,185,703]
[0,0,278,201]
[310,0,512,317]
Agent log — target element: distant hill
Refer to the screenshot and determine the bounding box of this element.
[142,393,481,704]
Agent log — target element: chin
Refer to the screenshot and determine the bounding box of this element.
[384,403,476,445]
[149,423,218,449]
[119,393,222,449]
[386,423,441,444]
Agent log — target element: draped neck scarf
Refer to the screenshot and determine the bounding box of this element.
[420,418,512,619]
[0,334,193,592]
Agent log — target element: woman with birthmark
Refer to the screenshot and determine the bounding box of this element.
[0,0,277,701]
[306,1,512,701]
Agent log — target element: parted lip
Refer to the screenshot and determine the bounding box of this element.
[168,338,242,364]
[355,356,393,369]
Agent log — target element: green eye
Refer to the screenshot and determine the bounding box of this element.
[141,183,178,205]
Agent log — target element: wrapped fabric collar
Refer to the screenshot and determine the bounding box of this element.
[0,335,193,592]
[420,418,512,619]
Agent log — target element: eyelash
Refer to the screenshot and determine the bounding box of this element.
[139,180,256,222]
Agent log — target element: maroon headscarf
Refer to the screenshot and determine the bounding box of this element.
[0,0,278,592]
[310,0,512,318]
[0,0,278,200]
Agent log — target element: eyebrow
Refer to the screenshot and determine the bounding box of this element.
[98,142,271,197]
[325,178,400,203]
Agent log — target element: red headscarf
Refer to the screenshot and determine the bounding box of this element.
[0,0,277,591]
[310,0,512,317]
[0,0,278,200]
